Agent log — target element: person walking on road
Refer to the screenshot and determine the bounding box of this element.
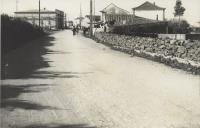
[72,26,76,36]
[76,26,79,34]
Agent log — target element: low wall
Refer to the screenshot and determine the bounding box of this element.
[94,32,200,75]
[158,34,200,40]
[158,34,186,40]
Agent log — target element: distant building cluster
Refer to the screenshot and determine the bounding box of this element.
[14,1,167,29]
[15,9,64,30]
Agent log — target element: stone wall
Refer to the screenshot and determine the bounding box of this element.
[94,32,200,75]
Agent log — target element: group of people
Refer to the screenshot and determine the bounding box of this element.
[72,26,80,35]
[71,23,108,36]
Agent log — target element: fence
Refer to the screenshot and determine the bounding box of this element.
[158,34,186,40]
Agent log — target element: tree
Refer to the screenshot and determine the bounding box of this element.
[168,19,191,34]
[174,0,185,22]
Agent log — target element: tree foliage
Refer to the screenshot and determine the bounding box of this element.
[1,14,45,54]
[168,19,191,34]
[174,0,185,17]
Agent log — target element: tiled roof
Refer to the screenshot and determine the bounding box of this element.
[132,1,165,11]
[100,3,130,15]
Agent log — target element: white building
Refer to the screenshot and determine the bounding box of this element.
[132,1,166,21]
[15,9,64,29]
[100,3,133,25]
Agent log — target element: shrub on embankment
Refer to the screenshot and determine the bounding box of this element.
[94,32,200,74]
[1,14,45,54]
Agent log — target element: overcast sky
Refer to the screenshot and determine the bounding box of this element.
[1,0,200,26]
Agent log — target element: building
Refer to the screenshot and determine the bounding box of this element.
[132,1,166,21]
[100,3,134,25]
[82,15,101,27]
[85,15,101,23]
[14,9,64,29]
[100,3,159,26]
[67,21,74,28]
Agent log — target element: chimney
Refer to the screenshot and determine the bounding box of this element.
[153,2,155,5]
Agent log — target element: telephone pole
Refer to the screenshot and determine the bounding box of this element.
[39,0,41,29]
[79,3,82,28]
[90,0,93,37]
[16,0,19,12]
[65,13,67,28]
[93,0,95,16]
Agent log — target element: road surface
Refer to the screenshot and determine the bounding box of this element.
[1,30,200,128]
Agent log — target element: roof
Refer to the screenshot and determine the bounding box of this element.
[100,3,130,15]
[132,1,165,11]
[15,9,56,14]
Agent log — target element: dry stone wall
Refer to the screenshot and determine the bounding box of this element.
[94,32,200,75]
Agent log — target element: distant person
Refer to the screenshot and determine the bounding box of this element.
[76,26,79,34]
[72,26,76,36]
[83,27,86,35]
[104,26,107,33]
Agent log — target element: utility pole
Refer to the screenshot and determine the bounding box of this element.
[93,0,95,16]
[65,13,67,28]
[80,3,82,28]
[39,0,41,29]
[16,0,19,12]
[66,13,68,28]
[90,0,93,37]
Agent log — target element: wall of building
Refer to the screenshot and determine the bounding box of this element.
[103,14,134,25]
[15,13,57,29]
[134,11,164,21]
[55,10,64,29]
[15,9,65,30]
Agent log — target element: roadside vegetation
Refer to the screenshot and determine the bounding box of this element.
[1,14,45,54]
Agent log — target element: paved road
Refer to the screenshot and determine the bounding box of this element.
[1,30,200,128]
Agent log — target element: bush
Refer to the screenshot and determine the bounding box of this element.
[1,14,45,54]
[168,19,191,34]
[112,22,168,36]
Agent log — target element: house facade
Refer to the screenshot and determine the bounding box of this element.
[15,9,64,29]
[132,1,166,21]
[100,3,134,25]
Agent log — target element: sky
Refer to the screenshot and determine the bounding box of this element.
[1,0,200,26]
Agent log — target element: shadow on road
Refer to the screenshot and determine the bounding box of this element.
[0,34,92,111]
[1,84,47,99]
[1,36,54,79]
[1,35,75,80]
[1,34,92,80]
[17,123,97,128]
[29,71,93,79]
[0,35,90,111]
[1,84,60,111]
